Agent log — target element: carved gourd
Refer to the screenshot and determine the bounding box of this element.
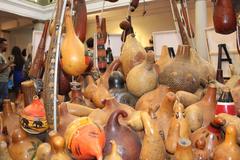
[61,7,87,76]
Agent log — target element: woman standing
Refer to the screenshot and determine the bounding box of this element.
[11,46,25,92]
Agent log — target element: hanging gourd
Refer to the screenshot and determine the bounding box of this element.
[61,7,88,76]
[213,0,237,34]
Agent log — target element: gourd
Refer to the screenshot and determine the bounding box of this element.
[104,110,141,160]
[213,0,237,34]
[126,51,158,97]
[120,34,146,76]
[213,125,240,160]
[61,7,87,76]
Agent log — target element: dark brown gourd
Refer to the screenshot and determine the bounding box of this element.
[213,0,237,34]
[104,110,141,160]
[74,0,87,42]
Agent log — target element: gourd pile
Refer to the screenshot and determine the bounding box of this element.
[1,0,240,160]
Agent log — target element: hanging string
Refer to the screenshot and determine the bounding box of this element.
[100,0,106,26]
[183,0,196,49]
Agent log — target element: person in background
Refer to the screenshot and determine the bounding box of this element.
[21,49,27,59]
[11,46,25,93]
[0,38,14,110]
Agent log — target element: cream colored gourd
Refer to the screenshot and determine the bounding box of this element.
[140,111,166,160]
[126,51,158,97]
[120,34,146,76]
[61,7,87,76]
[104,140,122,160]
[176,91,200,107]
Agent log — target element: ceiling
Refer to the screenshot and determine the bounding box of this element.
[0,0,214,31]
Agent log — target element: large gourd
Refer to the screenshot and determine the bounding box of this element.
[213,0,236,34]
[61,7,87,76]
[159,45,200,93]
[126,51,158,97]
[120,34,146,76]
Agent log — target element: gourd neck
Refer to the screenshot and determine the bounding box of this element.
[141,112,154,136]
[158,92,176,115]
[202,84,216,104]
[107,110,128,130]
[176,138,192,156]
[65,8,76,37]
[144,52,155,70]
[103,98,119,110]
[175,45,191,61]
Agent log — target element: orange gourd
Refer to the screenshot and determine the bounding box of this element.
[64,117,105,160]
[61,7,88,76]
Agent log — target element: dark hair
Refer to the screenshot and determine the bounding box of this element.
[0,38,6,44]
[11,46,25,70]
[21,49,27,57]
[86,37,94,48]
